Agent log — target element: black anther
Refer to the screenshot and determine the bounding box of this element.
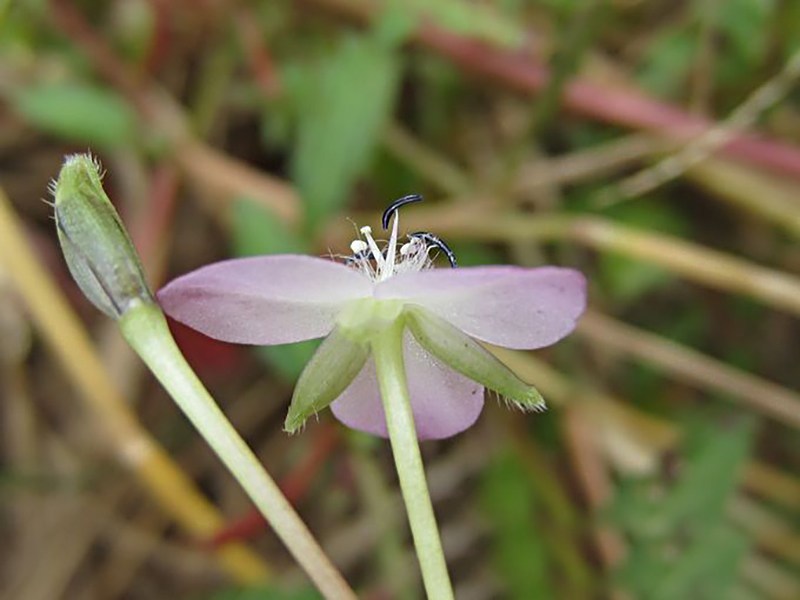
[381,194,423,230]
[344,249,371,265]
[408,231,457,268]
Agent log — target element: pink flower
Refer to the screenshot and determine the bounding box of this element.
[158,198,586,440]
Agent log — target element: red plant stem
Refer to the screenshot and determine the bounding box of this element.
[49,0,150,114]
[141,0,174,77]
[131,165,180,287]
[306,0,800,180]
[207,509,268,549]
[208,424,340,548]
[280,424,339,501]
[236,10,282,98]
[418,25,800,180]
[55,0,800,182]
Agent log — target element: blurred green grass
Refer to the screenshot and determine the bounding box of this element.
[1,0,800,598]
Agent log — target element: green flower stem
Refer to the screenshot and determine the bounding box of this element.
[119,301,355,600]
[371,320,454,600]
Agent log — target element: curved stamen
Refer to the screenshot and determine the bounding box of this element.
[381,194,423,230]
[359,225,386,272]
[409,231,458,268]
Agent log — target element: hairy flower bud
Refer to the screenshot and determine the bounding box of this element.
[53,153,153,318]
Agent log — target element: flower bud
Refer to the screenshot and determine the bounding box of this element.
[53,153,153,319]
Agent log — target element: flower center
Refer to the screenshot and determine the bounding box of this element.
[337,297,404,341]
[344,195,456,282]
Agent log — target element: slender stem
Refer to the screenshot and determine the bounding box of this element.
[0,185,267,582]
[371,320,454,600]
[578,310,800,429]
[119,302,356,600]
[350,439,416,600]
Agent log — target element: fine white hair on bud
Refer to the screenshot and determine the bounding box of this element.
[53,153,153,319]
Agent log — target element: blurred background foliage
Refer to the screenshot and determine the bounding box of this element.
[1,0,800,598]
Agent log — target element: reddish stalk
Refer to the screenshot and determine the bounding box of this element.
[209,424,340,548]
[141,0,174,77]
[49,0,152,115]
[417,25,800,180]
[235,9,283,98]
[130,165,181,286]
[308,0,800,181]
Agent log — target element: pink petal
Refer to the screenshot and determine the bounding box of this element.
[158,255,372,344]
[330,332,484,440]
[376,266,586,349]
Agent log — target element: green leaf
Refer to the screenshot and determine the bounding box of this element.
[383,0,525,47]
[255,341,320,385]
[481,452,553,599]
[654,525,748,600]
[777,1,800,57]
[231,198,317,381]
[599,201,686,304]
[657,419,753,531]
[611,417,754,599]
[636,30,697,98]
[13,82,137,148]
[231,198,308,257]
[718,0,775,66]
[290,34,401,231]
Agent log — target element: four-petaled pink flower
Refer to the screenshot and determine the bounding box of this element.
[159,199,587,440]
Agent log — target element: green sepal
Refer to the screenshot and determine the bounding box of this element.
[284,327,369,433]
[405,305,545,411]
[54,154,153,319]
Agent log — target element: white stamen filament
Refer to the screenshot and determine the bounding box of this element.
[348,215,434,282]
[360,226,386,274]
[381,211,400,280]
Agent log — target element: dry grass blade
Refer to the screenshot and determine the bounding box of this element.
[385,209,800,318]
[0,185,269,583]
[730,496,800,568]
[687,159,800,239]
[613,49,800,200]
[743,463,800,512]
[577,310,800,429]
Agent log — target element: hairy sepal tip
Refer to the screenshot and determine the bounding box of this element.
[405,306,545,411]
[284,327,368,433]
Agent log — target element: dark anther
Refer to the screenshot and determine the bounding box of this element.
[381,194,423,230]
[409,231,458,268]
[344,249,370,265]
